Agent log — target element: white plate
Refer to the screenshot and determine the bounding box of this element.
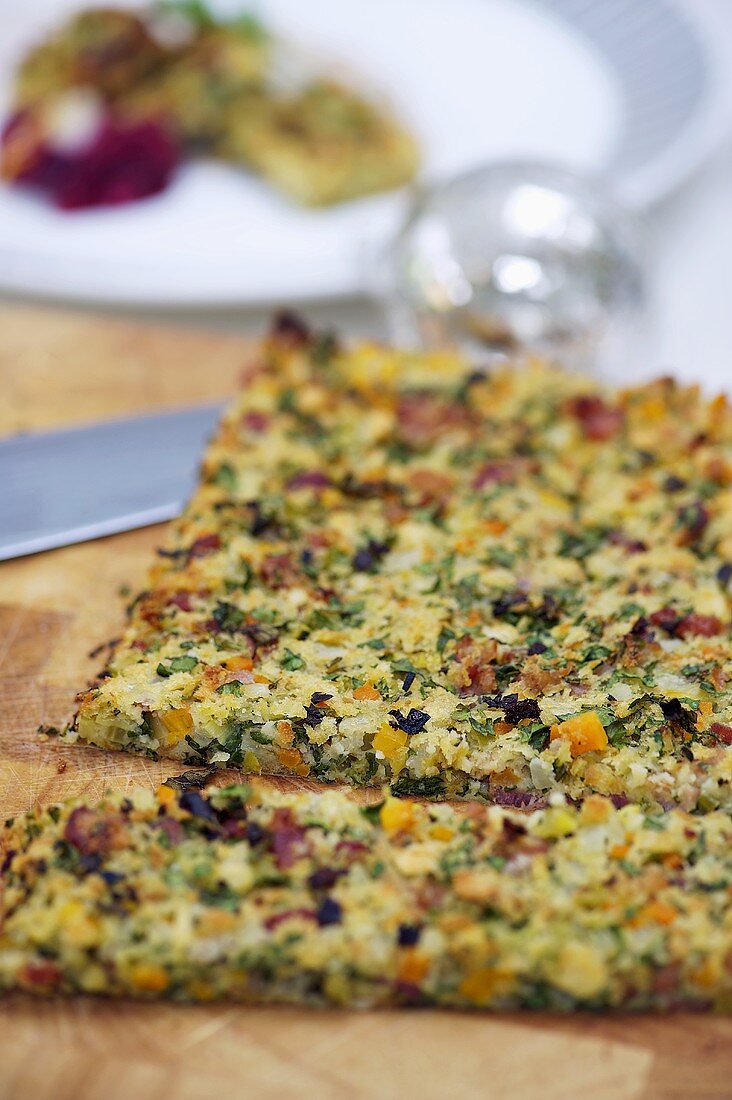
[0,0,729,306]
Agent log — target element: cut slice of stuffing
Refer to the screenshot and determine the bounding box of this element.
[71,315,732,813]
[2,778,731,1009]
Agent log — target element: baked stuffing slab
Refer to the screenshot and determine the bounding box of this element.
[220,80,420,207]
[2,778,731,1009]
[71,319,732,811]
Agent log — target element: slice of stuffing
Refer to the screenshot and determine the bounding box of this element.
[71,317,732,813]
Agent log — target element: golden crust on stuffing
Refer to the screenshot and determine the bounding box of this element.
[72,317,732,813]
[2,779,732,1009]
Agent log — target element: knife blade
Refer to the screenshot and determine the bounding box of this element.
[0,404,224,561]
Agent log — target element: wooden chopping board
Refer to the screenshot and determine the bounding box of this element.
[0,302,730,1100]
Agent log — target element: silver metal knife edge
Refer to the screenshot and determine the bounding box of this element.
[1,402,225,561]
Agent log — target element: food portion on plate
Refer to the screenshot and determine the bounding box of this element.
[69,318,732,813]
[1,2,419,209]
[0,100,181,210]
[4,775,732,1009]
[221,79,421,209]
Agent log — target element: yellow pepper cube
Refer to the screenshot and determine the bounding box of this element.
[458,966,512,1006]
[278,747,303,770]
[160,707,194,745]
[130,963,170,993]
[243,751,262,774]
[379,797,415,833]
[372,723,408,760]
[353,683,381,700]
[155,783,176,808]
[224,655,253,671]
[629,900,677,928]
[534,805,577,839]
[550,711,608,756]
[397,950,430,984]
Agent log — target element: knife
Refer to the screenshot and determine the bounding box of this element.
[0,404,224,561]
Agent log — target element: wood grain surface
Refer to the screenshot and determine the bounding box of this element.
[0,302,730,1100]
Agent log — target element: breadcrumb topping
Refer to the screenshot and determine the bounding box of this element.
[2,780,731,1009]
[72,320,732,812]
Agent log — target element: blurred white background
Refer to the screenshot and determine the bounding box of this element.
[1,0,731,387]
